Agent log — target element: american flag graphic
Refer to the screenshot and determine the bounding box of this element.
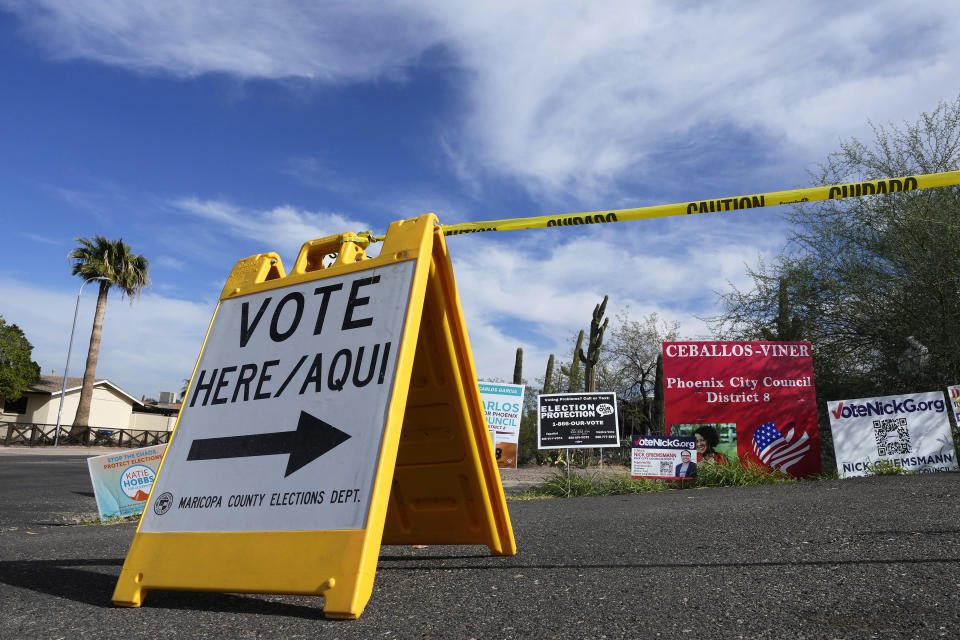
[752,422,810,472]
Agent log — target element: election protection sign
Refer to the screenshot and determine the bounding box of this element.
[87,445,166,521]
[828,391,958,478]
[538,392,618,449]
[662,341,821,476]
[630,435,697,480]
[478,382,524,469]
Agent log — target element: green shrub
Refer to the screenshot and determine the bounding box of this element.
[520,469,670,498]
[596,473,669,495]
[527,470,599,497]
[518,458,807,499]
[805,468,840,481]
[863,459,908,476]
[692,458,795,488]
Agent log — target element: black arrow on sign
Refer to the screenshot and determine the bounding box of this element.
[186,411,351,477]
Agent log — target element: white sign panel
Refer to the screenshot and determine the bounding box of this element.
[630,435,697,480]
[828,391,958,478]
[947,385,960,426]
[140,261,416,533]
[478,382,524,469]
[537,392,619,449]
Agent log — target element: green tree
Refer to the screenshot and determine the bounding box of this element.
[69,236,149,434]
[0,316,41,404]
[712,94,960,406]
[516,382,541,465]
[597,311,679,435]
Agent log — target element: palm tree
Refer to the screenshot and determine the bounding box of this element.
[69,236,149,436]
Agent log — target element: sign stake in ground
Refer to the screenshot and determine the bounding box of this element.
[537,392,619,496]
[112,214,515,618]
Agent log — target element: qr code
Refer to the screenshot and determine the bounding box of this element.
[873,417,910,455]
[660,461,672,475]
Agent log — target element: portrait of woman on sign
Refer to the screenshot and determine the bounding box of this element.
[694,425,729,464]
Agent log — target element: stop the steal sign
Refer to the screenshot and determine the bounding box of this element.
[140,260,416,533]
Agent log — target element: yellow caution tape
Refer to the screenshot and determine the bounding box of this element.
[339,231,374,247]
[373,170,959,241]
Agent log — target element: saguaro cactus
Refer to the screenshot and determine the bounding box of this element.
[543,354,555,394]
[561,330,584,392]
[513,347,523,385]
[578,295,609,392]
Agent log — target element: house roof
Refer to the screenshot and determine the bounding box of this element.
[137,401,182,416]
[28,375,141,406]
[28,375,98,394]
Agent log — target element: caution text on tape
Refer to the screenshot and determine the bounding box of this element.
[428,170,960,238]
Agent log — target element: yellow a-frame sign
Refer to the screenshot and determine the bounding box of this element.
[112,214,516,618]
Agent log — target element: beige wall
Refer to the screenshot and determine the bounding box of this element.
[1,394,48,424]
[27,391,76,425]
[129,412,177,431]
[1,385,177,431]
[6,386,134,428]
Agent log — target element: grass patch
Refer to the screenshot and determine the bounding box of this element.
[519,471,598,498]
[519,469,670,498]
[597,473,671,495]
[521,458,796,498]
[805,469,841,481]
[692,459,794,488]
[863,459,909,476]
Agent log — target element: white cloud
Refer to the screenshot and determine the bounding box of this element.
[2,0,439,81]
[0,277,212,399]
[449,214,780,382]
[7,1,959,202]
[153,256,187,271]
[1,208,781,399]
[6,0,957,394]
[20,232,63,246]
[172,198,370,264]
[437,1,960,201]
[282,156,471,225]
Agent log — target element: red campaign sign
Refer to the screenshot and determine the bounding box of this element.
[662,341,821,477]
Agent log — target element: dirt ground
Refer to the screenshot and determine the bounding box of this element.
[498,463,630,494]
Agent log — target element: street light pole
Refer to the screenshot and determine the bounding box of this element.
[54,276,109,446]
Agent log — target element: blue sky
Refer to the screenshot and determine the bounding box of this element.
[1,1,958,400]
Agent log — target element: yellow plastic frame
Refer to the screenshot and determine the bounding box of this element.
[112,214,515,618]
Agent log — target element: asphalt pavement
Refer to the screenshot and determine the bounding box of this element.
[1,447,959,638]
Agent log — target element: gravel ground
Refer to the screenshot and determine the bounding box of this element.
[3,447,960,638]
[499,463,629,494]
